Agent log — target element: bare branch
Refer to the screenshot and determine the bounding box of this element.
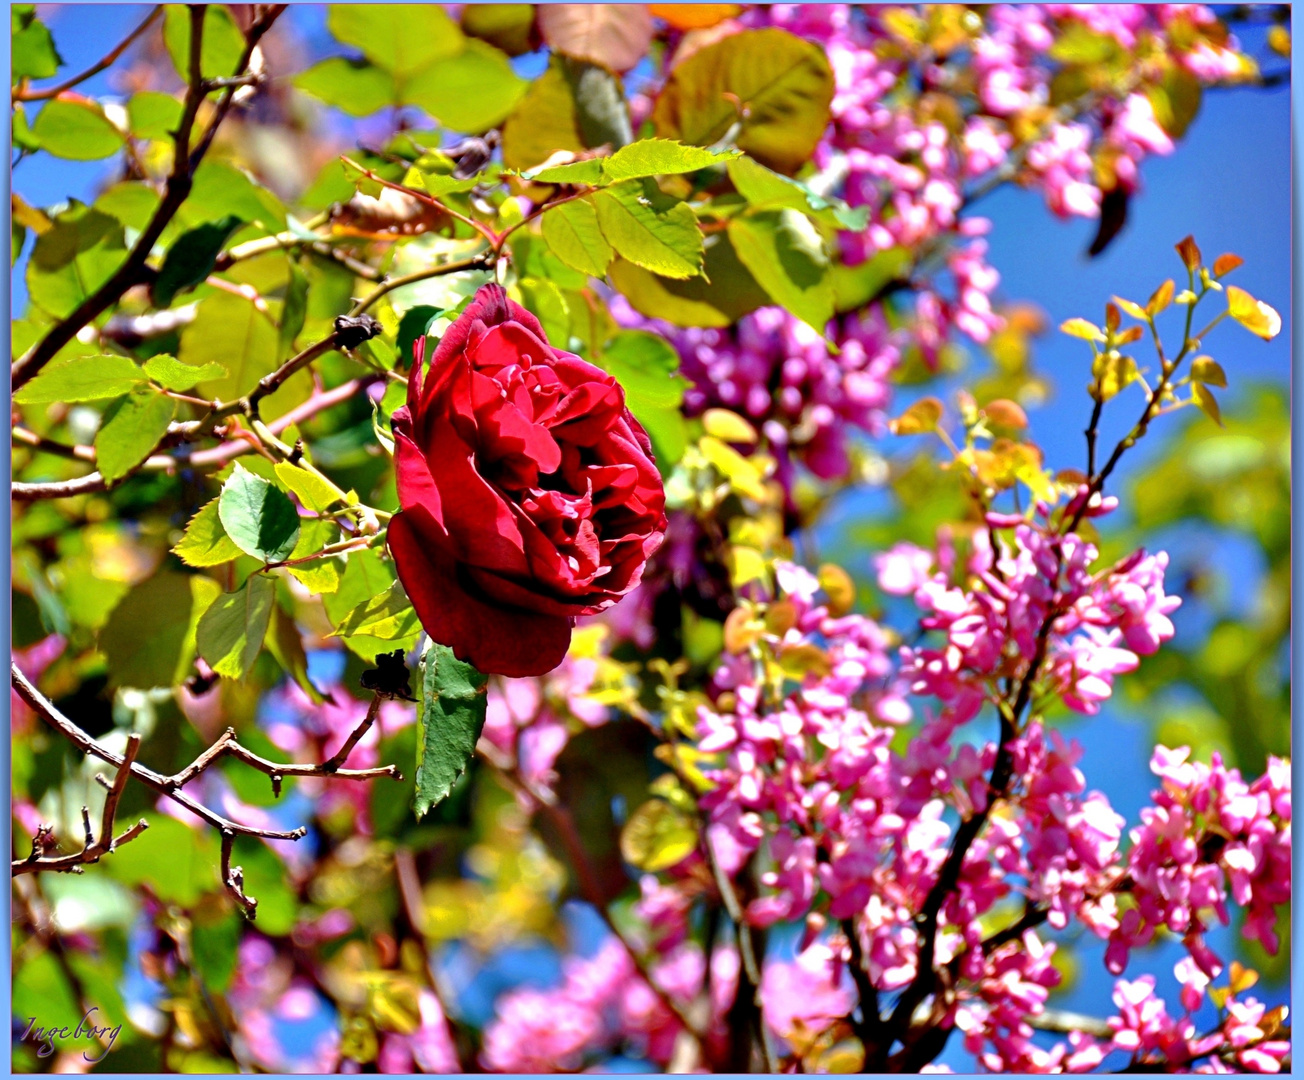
[11,664,399,914]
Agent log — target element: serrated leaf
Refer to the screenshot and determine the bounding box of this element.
[218,463,302,564]
[14,353,146,403]
[728,209,832,333]
[600,138,737,183]
[273,462,344,513]
[196,574,276,679]
[154,214,244,308]
[892,396,944,435]
[541,198,613,277]
[285,517,342,594]
[94,388,176,484]
[620,798,698,871]
[413,643,489,818]
[30,98,124,160]
[652,28,834,174]
[593,180,703,279]
[1189,356,1227,388]
[174,497,242,567]
[334,580,420,641]
[143,353,227,391]
[294,57,397,117]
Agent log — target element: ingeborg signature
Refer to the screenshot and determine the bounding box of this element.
[18,1007,122,1062]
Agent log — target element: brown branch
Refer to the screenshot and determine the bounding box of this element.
[12,734,150,876]
[13,6,163,102]
[347,251,495,317]
[11,4,286,393]
[11,664,400,914]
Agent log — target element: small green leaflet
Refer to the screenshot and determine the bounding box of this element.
[413,643,488,819]
[541,199,612,278]
[333,581,420,641]
[144,353,227,392]
[218,463,301,563]
[153,215,245,308]
[14,353,147,403]
[523,139,738,185]
[95,388,176,484]
[173,498,241,568]
[273,462,343,513]
[593,180,704,280]
[30,99,124,161]
[195,575,276,679]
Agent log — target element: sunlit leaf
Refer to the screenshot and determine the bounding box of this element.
[620,798,698,871]
[218,463,302,564]
[413,643,489,819]
[195,574,277,679]
[94,387,175,483]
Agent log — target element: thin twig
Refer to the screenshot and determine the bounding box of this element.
[13,6,162,102]
[11,664,399,914]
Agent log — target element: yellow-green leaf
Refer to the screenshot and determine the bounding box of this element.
[1059,317,1105,342]
[620,798,699,871]
[1226,285,1281,340]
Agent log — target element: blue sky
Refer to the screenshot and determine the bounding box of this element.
[11,6,1293,1069]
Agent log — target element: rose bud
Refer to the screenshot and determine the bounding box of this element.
[388,284,667,678]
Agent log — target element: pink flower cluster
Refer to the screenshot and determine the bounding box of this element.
[882,512,1180,722]
[480,937,738,1071]
[610,295,900,481]
[1105,747,1292,977]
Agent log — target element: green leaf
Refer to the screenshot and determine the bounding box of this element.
[127,91,183,140]
[652,28,835,174]
[607,229,770,328]
[728,209,833,333]
[163,4,246,83]
[598,330,690,466]
[30,99,124,160]
[11,9,62,81]
[285,517,341,594]
[541,198,613,278]
[278,261,309,360]
[196,574,277,679]
[183,160,287,233]
[620,798,699,871]
[340,155,384,198]
[413,643,488,819]
[324,548,394,626]
[174,497,242,567]
[327,4,464,80]
[218,463,302,564]
[153,214,244,308]
[501,62,584,172]
[601,138,738,183]
[25,203,126,319]
[190,911,242,994]
[334,580,420,641]
[14,354,146,404]
[404,39,527,134]
[461,3,535,57]
[266,605,325,704]
[95,388,176,484]
[102,573,220,688]
[294,56,397,117]
[727,154,866,229]
[525,158,607,186]
[273,461,343,513]
[516,277,571,348]
[103,813,219,906]
[143,353,227,392]
[182,291,306,419]
[593,180,703,280]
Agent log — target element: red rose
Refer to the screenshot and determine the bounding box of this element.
[388,284,667,677]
